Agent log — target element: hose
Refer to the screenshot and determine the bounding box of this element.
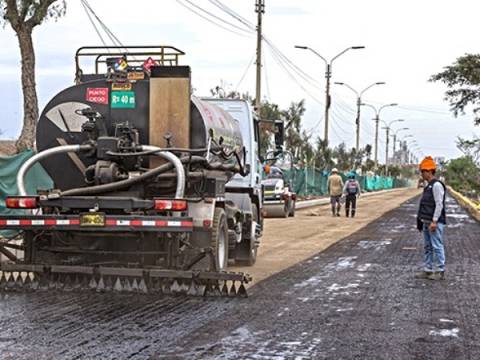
[141,146,186,198]
[61,155,205,197]
[17,144,92,196]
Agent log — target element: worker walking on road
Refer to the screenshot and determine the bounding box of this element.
[327,168,344,217]
[343,172,361,218]
[415,156,447,281]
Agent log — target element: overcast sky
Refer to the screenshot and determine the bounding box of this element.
[0,0,478,161]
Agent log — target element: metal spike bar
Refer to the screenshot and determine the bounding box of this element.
[213,281,222,297]
[171,280,181,294]
[179,280,189,293]
[237,282,248,298]
[113,277,123,292]
[6,272,16,290]
[131,278,139,292]
[38,272,49,291]
[161,280,172,295]
[204,282,214,297]
[139,278,148,294]
[96,276,105,292]
[72,274,82,290]
[63,274,73,291]
[30,272,39,291]
[0,272,7,289]
[221,281,229,296]
[104,276,113,291]
[123,277,132,292]
[89,276,98,290]
[187,280,199,296]
[23,273,32,291]
[56,274,65,290]
[229,281,237,297]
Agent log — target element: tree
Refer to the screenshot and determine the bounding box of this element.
[1,0,66,152]
[444,156,480,196]
[430,54,480,125]
[456,136,480,165]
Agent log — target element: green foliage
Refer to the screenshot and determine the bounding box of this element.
[444,156,480,195]
[1,0,66,30]
[430,54,480,125]
[456,136,480,165]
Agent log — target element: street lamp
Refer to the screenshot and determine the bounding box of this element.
[361,102,398,168]
[295,45,365,144]
[389,128,409,164]
[380,119,405,174]
[334,81,386,151]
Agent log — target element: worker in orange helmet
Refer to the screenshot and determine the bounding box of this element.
[415,156,447,280]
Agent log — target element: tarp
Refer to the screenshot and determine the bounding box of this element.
[0,150,54,237]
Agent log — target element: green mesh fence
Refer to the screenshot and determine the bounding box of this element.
[281,168,408,196]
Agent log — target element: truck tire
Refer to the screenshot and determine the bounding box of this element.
[236,205,258,266]
[289,200,296,217]
[283,199,290,218]
[211,207,228,271]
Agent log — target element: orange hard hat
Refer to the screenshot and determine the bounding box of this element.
[419,156,436,171]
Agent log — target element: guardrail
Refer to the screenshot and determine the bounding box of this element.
[447,186,480,222]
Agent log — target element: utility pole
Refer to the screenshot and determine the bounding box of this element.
[254,0,265,113]
[324,63,331,143]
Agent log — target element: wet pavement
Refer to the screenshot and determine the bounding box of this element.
[0,194,479,359]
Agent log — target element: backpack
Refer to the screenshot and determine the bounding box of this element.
[346,180,358,195]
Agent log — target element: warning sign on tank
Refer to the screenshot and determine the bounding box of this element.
[111,91,135,109]
[86,88,109,104]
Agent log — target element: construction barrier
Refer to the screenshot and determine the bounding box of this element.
[282,168,410,196]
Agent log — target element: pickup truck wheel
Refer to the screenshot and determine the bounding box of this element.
[211,207,228,271]
[289,200,296,217]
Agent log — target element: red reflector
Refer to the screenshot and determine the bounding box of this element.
[6,197,38,209]
[154,199,188,211]
[203,219,212,228]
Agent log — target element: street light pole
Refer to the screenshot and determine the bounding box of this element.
[381,120,405,175]
[295,45,365,144]
[334,81,385,151]
[391,128,409,163]
[361,103,398,169]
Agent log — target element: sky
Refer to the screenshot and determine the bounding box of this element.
[0,0,479,162]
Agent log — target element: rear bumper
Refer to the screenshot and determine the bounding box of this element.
[0,215,193,232]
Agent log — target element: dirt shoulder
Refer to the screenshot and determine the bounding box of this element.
[232,188,421,286]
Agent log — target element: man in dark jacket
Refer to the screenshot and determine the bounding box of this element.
[415,156,446,281]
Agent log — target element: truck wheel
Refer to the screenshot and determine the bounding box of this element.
[289,200,296,217]
[236,205,258,266]
[211,207,228,271]
[283,199,290,218]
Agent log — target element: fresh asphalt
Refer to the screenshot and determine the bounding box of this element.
[0,194,479,359]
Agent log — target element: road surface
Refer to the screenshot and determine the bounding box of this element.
[0,191,479,359]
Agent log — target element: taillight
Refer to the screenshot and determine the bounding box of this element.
[6,196,38,209]
[154,199,188,211]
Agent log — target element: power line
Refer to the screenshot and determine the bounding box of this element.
[80,0,108,48]
[263,51,271,100]
[176,0,251,38]
[235,53,255,91]
[183,0,253,34]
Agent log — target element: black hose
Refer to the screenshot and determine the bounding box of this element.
[61,156,206,196]
[106,147,210,157]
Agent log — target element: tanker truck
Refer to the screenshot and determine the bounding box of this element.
[0,46,278,297]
